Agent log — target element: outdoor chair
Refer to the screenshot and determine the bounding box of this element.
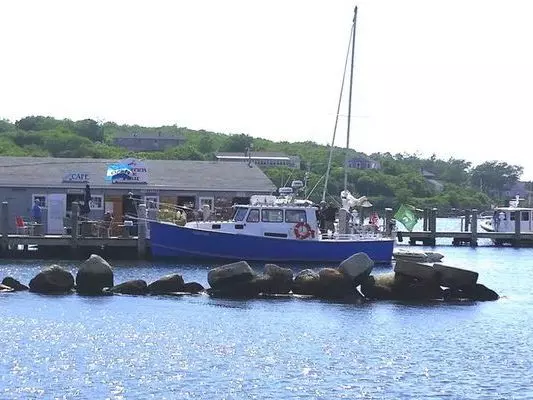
[15,216,34,235]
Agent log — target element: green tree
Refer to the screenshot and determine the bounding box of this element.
[72,119,103,142]
[220,133,253,152]
[470,161,523,195]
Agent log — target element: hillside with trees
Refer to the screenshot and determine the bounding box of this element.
[0,116,527,213]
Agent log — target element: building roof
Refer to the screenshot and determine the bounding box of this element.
[216,151,292,158]
[0,157,276,192]
[113,133,185,140]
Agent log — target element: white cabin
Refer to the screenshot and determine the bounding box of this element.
[185,195,320,240]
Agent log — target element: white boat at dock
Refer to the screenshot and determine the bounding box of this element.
[480,195,533,245]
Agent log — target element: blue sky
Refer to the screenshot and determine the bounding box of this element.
[2,0,532,179]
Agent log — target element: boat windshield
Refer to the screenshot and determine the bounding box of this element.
[232,207,248,222]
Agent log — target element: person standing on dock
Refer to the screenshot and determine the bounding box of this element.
[493,210,499,231]
[31,199,42,224]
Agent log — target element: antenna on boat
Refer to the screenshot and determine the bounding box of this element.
[344,5,357,192]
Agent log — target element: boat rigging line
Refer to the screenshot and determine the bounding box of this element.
[322,9,355,201]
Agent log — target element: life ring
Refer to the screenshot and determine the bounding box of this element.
[294,222,314,240]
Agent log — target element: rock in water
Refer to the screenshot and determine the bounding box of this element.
[148,274,185,294]
[1,277,29,291]
[110,280,148,295]
[317,268,353,299]
[76,254,114,295]
[292,269,320,295]
[183,282,205,294]
[207,261,255,290]
[29,265,74,294]
[258,264,294,294]
[338,252,374,286]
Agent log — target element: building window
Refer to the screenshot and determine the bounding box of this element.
[32,194,47,208]
[89,195,104,210]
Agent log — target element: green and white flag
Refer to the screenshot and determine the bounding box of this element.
[394,204,418,231]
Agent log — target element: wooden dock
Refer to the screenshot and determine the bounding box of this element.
[1,201,151,260]
[396,208,533,247]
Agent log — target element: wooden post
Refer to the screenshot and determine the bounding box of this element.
[464,211,470,232]
[423,208,429,231]
[514,210,521,246]
[470,209,478,247]
[71,202,79,250]
[384,207,393,236]
[137,203,147,259]
[1,202,8,252]
[429,208,437,245]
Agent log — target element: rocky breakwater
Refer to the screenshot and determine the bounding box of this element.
[207,252,375,301]
[1,253,499,303]
[361,259,499,301]
[0,254,205,296]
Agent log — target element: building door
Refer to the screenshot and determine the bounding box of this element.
[47,194,67,234]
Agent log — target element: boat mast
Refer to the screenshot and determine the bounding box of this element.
[321,22,354,202]
[344,6,357,192]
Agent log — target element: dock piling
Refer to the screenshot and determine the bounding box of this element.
[137,203,147,259]
[514,209,522,245]
[71,202,79,251]
[470,209,478,247]
[1,202,8,252]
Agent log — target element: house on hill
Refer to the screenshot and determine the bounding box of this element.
[346,157,381,170]
[215,151,301,169]
[113,132,186,152]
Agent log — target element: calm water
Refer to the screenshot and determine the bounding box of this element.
[1,219,533,399]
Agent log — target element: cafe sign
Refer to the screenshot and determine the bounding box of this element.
[63,172,90,183]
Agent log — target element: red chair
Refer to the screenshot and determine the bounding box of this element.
[15,216,33,235]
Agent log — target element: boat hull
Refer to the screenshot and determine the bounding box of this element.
[149,221,394,264]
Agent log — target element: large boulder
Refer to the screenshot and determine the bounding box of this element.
[110,280,148,295]
[444,284,499,301]
[257,264,294,294]
[207,261,256,290]
[338,252,374,286]
[316,268,354,299]
[76,254,114,295]
[292,269,320,295]
[433,263,479,288]
[148,274,185,294]
[361,272,443,301]
[1,277,29,291]
[29,265,75,294]
[394,260,437,282]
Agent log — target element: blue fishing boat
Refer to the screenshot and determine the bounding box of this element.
[149,6,395,264]
[149,193,394,264]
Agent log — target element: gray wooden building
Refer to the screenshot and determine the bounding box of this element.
[0,156,276,234]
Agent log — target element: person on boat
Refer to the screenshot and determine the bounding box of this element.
[323,203,337,233]
[369,211,380,230]
[318,201,327,233]
[493,210,499,230]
